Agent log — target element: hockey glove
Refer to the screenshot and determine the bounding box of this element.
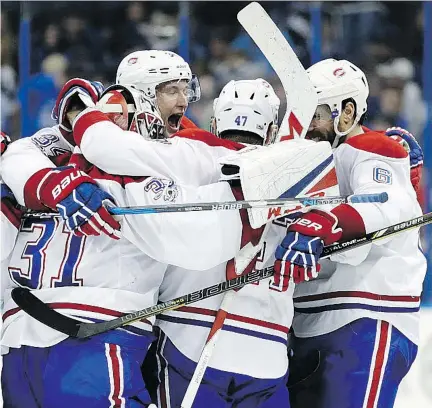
[52,78,104,135]
[1,131,11,155]
[273,209,342,291]
[385,126,423,168]
[385,126,423,199]
[25,166,121,239]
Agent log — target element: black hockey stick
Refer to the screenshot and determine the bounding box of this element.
[11,211,431,339]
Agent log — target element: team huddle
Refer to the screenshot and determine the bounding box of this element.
[0,10,427,408]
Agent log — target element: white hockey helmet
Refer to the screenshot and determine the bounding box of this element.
[116,50,201,103]
[307,58,369,142]
[212,79,280,145]
[96,84,165,139]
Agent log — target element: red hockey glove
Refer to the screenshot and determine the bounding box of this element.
[24,166,121,239]
[273,209,342,291]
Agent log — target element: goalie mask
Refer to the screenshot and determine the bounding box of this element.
[96,84,165,140]
[211,79,280,145]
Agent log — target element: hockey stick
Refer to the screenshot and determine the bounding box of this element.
[181,221,272,408]
[180,2,326,404]
[11,210,430,339]
[236,2,318,142]
[180,292,234,408]
[21,193,388,218]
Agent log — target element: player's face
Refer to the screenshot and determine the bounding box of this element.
[156,80,190,136]
[306,104,336,144]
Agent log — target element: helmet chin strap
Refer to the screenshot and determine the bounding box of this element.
[332,115,360,148]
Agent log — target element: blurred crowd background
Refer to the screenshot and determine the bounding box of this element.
[1,1,431,299]
[1,1,427,137]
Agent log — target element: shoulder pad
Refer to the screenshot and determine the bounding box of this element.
[180,116,199,130]
[174,128,245,151]
[345,131,408,159]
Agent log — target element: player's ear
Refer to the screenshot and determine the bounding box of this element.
[265,123,278,145]
[340,101,355,128]
[210,116,218,136]
[344,101,355,120]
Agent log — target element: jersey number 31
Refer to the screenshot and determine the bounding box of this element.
[8,217,85,289]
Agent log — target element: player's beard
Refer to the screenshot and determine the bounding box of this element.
[306,126,337,145]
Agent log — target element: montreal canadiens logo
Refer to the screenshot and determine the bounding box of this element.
[127,57,138,65]
[333,68,346,77]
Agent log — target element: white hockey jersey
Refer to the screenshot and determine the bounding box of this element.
[68,126,342,378]
[156,222,293,379]
[155,141,341,380]
[1,169,242,352]
[0,119,248,354]
[1,187,22,305]
[0,113,246,207]
[0,126,74,206]
[293,131,427,345]
[72,108,244,186]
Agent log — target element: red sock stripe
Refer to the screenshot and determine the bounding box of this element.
[107,343,125,407]
[365,321,390,408]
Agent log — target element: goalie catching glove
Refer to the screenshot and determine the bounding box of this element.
[273,209,342,291]
[24,166,121,239]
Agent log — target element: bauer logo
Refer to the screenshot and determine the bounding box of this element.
[373,167,392,184]
[127,57,138,65]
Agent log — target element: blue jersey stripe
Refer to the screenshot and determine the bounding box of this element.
[294,303,420,314]
[158,315,288,345]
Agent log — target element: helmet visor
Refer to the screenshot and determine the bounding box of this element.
[156,75,201,103]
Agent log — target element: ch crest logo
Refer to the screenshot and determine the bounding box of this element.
[333,68,346,77]
[127,57,138,65]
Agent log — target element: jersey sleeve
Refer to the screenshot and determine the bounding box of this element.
[347,158,418,229]
[334,135,418,235]
[72,108,224,185]
[330,135,420,264]
[1,184,22,263]
[119,178,242,270]
[0,127,73,206]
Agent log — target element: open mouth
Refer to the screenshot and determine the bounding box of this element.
[167,113,183,131]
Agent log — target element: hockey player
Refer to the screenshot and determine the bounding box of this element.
[53,51,200,149]
[1,50,225,199]
[1,132,23,307]
[1,80,123,242]
[150,79,338,408]
[1,49,202,214]
[3,74,339,408]
[115,50,201,136]
[273,59,427,408]
[0,90,246,408]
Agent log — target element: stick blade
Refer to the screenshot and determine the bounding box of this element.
[11,287,80,337]
[237,2,318,141]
